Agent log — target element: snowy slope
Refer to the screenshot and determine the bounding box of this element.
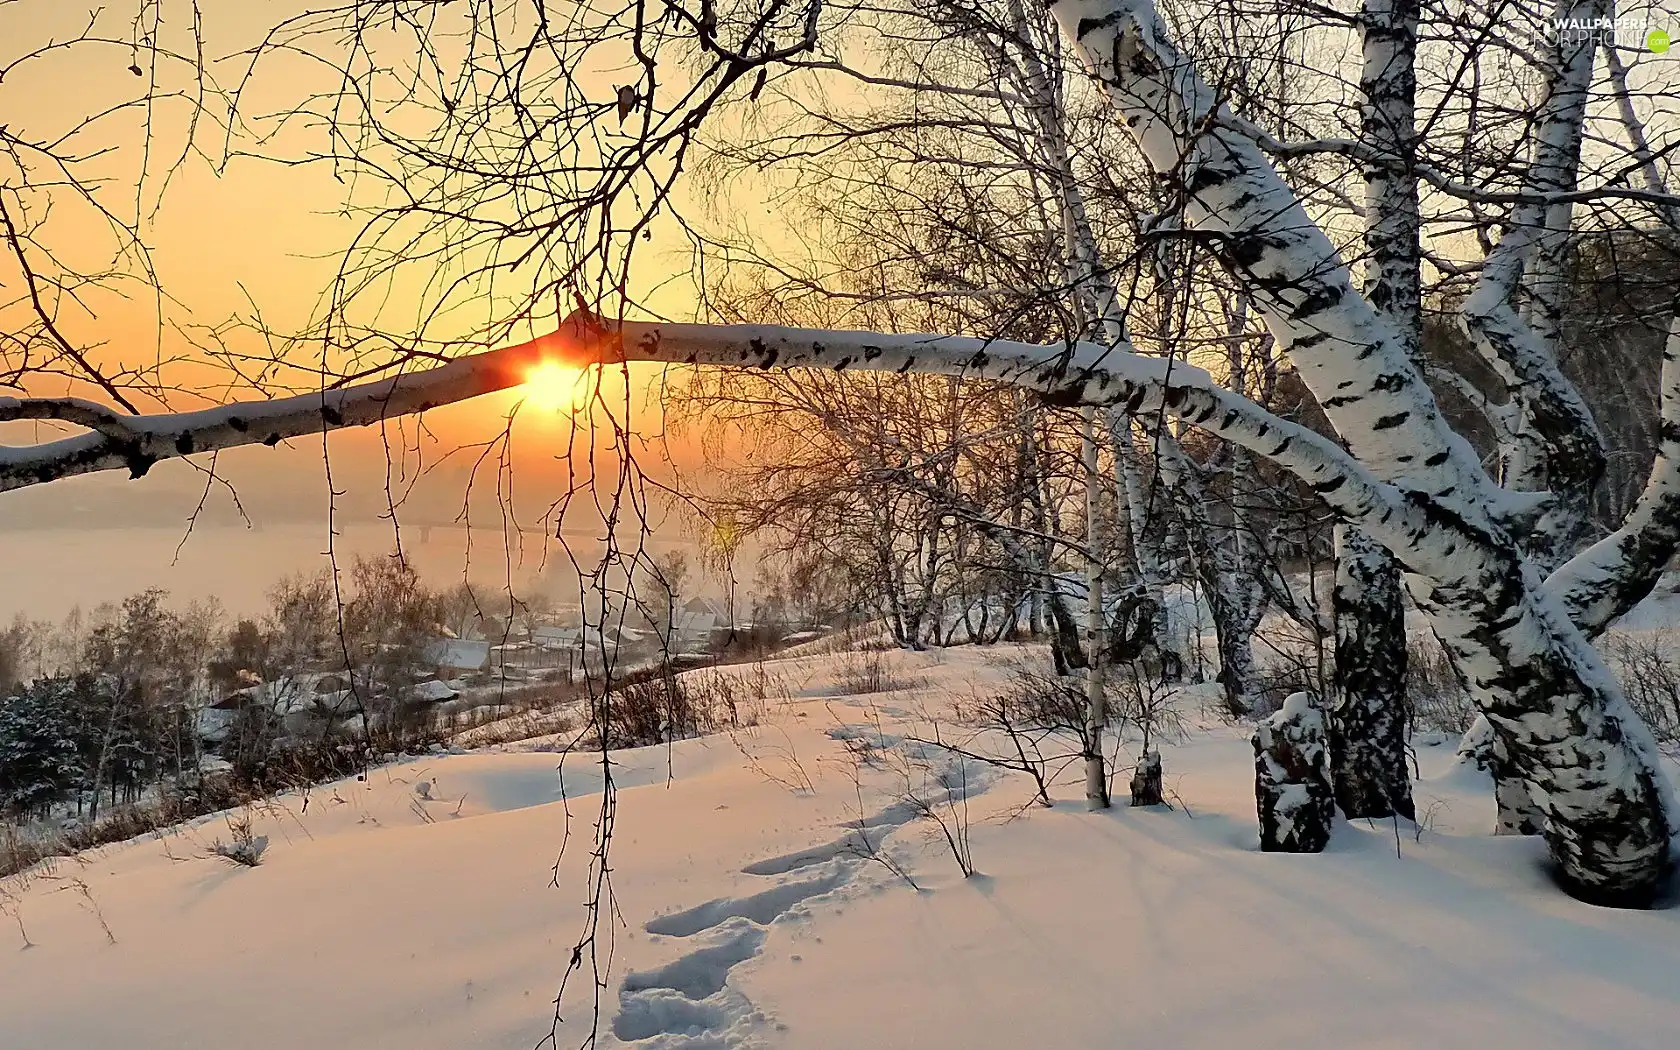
[3,646,1678,1050]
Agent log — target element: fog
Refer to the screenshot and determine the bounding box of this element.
[1,521,691,622]
[1,404,726,624]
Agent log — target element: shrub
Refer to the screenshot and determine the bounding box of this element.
[598,669,734,749]
[1605,632,1680,745]
[1403,631,1476,733]
[209,811,268,867]
[837,648,921,695]
[974,664,1087,733]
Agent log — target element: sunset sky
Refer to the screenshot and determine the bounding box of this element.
[1,1,758,616]
[1,4,737,495]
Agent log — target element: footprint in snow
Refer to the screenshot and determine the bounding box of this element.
[610,768,994,1047]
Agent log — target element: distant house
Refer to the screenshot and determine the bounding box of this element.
[531,624,580,650]
[679,596,727,620]
[659,595,725,649]
[671,610,716,648]
[201,673,360,739]
[610,625,648,645]
[424,638,490,677]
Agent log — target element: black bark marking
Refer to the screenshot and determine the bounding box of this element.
[125,450,156,479]
[1228,234,1268,269]
[1075,12,1126,38]
[1188,165,1234,193]
[1290,283,1344,320]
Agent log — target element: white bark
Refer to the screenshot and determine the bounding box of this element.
[1519,0,1605,373]
[1047,0,1493,522]
[1048,0,1673,901]
[1082,406,1110,809]
[1330,0,1418,824]
[1109,417,1177,671]
[1358,0,1422,358]
[0,341,548,491]
[1461,223,1606,569]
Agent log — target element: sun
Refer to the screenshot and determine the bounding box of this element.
[522,361,590,412]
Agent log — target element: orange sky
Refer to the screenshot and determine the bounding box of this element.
[0,1,743,534]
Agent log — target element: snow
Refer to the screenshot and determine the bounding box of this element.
[3,646,1679,1050]
[1279,690,1314,721]
[413,679,461,703]
[425,638,491,672]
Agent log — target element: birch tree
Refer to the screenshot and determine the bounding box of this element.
[1325,0,1421,823]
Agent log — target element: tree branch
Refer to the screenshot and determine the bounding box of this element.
[1544,310,1680,638]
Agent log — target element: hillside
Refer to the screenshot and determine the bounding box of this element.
[3,646,1678,1050]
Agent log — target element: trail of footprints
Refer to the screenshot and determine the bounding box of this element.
[610,748,989,1048]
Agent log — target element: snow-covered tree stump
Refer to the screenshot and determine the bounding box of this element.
[1254,693,1336,853]
[1129,750,1163,807]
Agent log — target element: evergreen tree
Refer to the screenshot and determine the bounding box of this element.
[0,678,85,821]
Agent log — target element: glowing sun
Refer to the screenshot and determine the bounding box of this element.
[523,361,590,412]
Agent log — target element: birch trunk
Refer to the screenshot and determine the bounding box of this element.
[1110,418,1179,678]
[1447,0,1612,829]
[1083,406,1110,809]
[1147,419,1258,716]
[1327,0,1418,823]
[1329,525,1415,820]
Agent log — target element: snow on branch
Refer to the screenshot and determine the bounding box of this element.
[1460,222,1607,561]
[553,313,1432,539]
[2,309,1411,549]
[0,305,1534,606]
[1046,0,1498,531]
[1545,310,1680,638]
[0,339,548,492]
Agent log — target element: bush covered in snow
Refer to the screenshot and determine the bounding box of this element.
[209,812,268,867]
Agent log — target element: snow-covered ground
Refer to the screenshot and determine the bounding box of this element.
[3,646,1678,1050]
